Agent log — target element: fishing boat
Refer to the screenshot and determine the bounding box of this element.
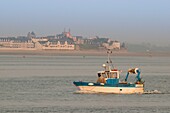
[73,50,145,94]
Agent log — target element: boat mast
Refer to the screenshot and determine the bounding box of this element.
[106,49,114,70]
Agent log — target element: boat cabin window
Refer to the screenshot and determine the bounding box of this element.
[105,72,117,78]
[98,72,118,78]
[110,72,117,78]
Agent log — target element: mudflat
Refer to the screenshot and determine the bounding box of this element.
[0,49,170,57]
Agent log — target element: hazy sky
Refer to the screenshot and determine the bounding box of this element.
[0,0,170,46]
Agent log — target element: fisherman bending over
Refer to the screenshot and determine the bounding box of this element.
[97,73,106,83]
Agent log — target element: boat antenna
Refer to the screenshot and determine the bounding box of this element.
[107,49,114,69]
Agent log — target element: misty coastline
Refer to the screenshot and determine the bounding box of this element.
[0,49,170,57]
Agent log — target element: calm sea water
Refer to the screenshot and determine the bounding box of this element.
[0,55,170,113]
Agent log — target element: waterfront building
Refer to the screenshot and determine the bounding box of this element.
[0,38,34,48]
[10,40,35,48]
[0,30,123,51]
[102,40,121,50]
[112,41,121,50]
[40,41,75,50]
[27,31,36,39]
[0,37,15,47]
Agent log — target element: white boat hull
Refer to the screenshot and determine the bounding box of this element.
[76,85,144,94]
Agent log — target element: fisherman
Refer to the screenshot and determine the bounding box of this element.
[97,73,106,83]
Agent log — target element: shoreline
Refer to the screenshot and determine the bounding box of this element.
[0,50,170,57]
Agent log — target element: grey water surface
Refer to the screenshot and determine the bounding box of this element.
[0,55,170,113]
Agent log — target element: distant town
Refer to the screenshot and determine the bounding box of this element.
[0,29,126,51]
